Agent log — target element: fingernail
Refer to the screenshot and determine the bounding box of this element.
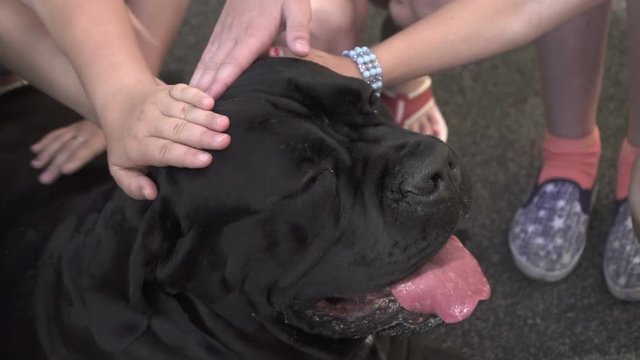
[215,134,230,146]
[201,97,214,108]
[197,152,212,164]
[39,171,53,184]
[295,40,309,53]
[143,188,153,201]
[269,47,283,57]
[215,116,229,128]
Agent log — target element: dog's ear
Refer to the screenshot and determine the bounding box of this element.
[35,202,154,357]
[129,195,206,299]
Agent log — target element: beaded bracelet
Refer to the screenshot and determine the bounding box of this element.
[341,46,383,93]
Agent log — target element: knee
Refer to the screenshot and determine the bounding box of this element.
[308,0,361,53]
[388,0,451,29]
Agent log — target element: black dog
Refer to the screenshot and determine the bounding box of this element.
[0,58,489,359]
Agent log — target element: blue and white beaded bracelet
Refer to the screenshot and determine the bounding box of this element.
[341,46,383,93]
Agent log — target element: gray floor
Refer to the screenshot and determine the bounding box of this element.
[6,1,637,359]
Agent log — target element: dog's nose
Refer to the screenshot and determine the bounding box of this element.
[395,141,462,199]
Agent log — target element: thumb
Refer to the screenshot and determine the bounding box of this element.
[110,166,158,201]
[283,0,311,56]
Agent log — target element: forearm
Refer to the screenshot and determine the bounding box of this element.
[374,0,606,86]
[23,0,156,117]
[0,0,96,119]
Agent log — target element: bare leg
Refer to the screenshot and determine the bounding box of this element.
[380,0,450,140]
[0,0,95,118]
[628,0,640,236]
[508,3,612,283]
[0,0,190,119]
[0,0,190,184]
[536,1,611,138]
[274,0,369,54]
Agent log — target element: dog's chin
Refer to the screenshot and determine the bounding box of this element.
[291,290,443,339]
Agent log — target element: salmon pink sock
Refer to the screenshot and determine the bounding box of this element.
[538,127,601,190]
[615,139,640,200]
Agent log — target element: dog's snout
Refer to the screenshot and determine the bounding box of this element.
[399,144,461,198]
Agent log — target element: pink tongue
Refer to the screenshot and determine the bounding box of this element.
[390,236,491,324]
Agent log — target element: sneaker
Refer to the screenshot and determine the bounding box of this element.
[509,180,594,282]
[381,75,448,142]
[603,200,640,301]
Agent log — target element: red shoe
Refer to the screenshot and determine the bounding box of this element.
[381,75,448,142]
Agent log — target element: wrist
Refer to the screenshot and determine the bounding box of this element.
[94,76,158,131]
[341,46,383,93]
[94,75,157,117]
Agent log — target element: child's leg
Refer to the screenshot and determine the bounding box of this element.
[0,0,190,184]
[603,0,640,302]
[0,0,190,118]
[626,0,640,225]
[125,0,191,74]
[274,0,369,54]
[0,0,95,118]
[618,0,640,200]
[535,1,611,190]
[509,3,611,283]
[309,0,369,54]
[379,0,451,141]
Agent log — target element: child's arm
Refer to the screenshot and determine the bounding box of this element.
[190,0,312,98]
[270,0,605,88]
[23,0,230,200]
[373,0,606,86]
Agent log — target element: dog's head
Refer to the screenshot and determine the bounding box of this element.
[39,59,489,359]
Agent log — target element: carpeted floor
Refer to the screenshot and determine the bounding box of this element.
[1,1,639,359]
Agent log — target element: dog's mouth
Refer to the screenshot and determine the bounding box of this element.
[296,236,490,338]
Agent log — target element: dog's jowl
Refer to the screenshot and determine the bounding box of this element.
[0,58,490,360]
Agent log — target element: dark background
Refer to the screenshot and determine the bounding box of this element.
[2,0,639,359]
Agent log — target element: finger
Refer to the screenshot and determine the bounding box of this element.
[38,136,87,184]
[150,116,231,150]
[160,100,229,133]
[204,30,273,99]
[31,127,69,154]
[283,0,311,56]
[189,14,227,92]
[190,33,244,98]
[168,83,214,110]
[31,131,77,169]
[60,137,106,174]
[110,166,158,201]
[137,137,217,169]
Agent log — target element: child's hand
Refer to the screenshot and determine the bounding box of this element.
[190,0,311,99]
[99,82,230,201]
[30,119,106,184]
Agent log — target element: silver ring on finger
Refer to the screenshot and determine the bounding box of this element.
[73,135,86,144]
